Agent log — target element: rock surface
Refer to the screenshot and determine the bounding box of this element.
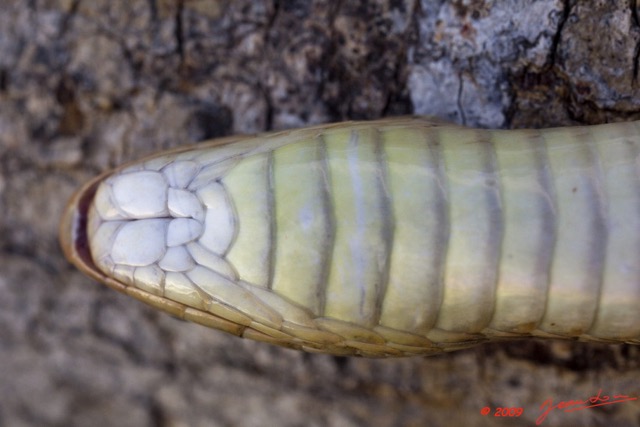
[1,1,640,426]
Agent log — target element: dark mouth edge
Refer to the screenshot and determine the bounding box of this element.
[59,175,106,281]
[74,181,101,268]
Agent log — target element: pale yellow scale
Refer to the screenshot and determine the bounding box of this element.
[588,122,640,338]
[539,127,606,336]
[271,138,331,313]
[490,130,553,334]
[223,153,272,288]
[322,127,391,326]
[379,127,446,335]
[435,128,501,335]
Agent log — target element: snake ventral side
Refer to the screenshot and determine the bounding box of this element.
[59,117,640,357]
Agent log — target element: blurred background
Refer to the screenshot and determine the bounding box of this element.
[1,1,639,426]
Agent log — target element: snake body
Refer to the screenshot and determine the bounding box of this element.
[60,118,640,357]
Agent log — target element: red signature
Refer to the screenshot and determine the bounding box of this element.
[536,389,637,425]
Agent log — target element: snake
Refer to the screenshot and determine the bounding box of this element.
[59,117,640,357]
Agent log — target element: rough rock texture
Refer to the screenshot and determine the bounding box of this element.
[1,1,640,426]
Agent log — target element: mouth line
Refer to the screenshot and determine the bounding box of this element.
[59,175,105,276]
